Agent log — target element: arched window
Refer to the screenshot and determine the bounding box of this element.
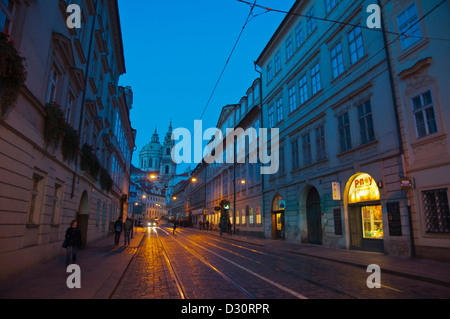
[148,158,152,168]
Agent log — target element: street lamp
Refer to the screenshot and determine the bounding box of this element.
[191,177,197,182]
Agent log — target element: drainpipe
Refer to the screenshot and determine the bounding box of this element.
[71,0,98,199]
[254,61,265,238]
[378,0,415,257]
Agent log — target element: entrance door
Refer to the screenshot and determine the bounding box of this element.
[306,188,322,244]
[77,191,89,248]
[272,211,284,239]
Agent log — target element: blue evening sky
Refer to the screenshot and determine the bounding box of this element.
[117,0,296,170]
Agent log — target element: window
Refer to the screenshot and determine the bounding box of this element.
[256,207,261,224]
[249,207,254,224]
[51,184,62,225]
[276,97,283,123]
[348,26,365,64]
[267,62,273,82]
[236,210,240,225]
[422,189,450,233]
[311,62,321,95]
[241,208,246,225]
[46,65,60,104]
[268,105,274,129]
[296,23,304,48]
[338,111,352,152]
[289,85,297,113]
[325,0,337,13]
[315,125,326,161]
[27,174,44,224]
[274,51,281,74]
[302,132,312,166]
[286,35,293,60]
[412,90,438,138]
[331,42,344,79]
[0,0,13,32]
[299,75,308,104]
[358,100,375,144]
[306,7,317,36]
[279,146,285,175]
[291,140,299,170]
[397,3,422,50]
[65,93,74,124]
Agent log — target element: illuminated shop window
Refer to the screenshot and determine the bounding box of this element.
[361,205,383,239]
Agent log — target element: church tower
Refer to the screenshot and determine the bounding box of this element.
[138,122,176,184]
[160,121,176,182]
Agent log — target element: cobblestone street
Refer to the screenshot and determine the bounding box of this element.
[110,225,450,300]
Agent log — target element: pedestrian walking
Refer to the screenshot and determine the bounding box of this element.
[114,217,122,245]
[64,220,82,266]
[219,220,223,236]
[228,219,232,235]
[173,220,177,234]
[206,220,209,231]
[123,218,133,245]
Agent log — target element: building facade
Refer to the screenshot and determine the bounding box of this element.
[203,79,264,236]
[380,0,450,260]
[256,0,412,256]
[0,0,135,280]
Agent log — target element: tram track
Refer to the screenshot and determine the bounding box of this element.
[170,228,356,299]
[156,227,257,299]
[175,228,418,297]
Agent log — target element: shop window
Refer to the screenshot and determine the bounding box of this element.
[422,189,450,233]
[361,205,383,239]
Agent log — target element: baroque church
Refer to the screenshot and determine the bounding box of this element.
[138,122,176,185]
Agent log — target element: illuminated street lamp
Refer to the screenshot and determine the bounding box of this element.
[191,177,197,182]
[150,174,156,180]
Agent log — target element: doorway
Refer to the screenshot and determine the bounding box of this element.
[306,188,322,245]
[77,191,89,248]
[271,194,285,239]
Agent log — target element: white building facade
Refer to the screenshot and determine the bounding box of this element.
[0,0,135,280]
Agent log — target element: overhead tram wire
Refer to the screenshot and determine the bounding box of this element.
[194,0,259,135]
[236,0,449,109]
[237,0,450,43]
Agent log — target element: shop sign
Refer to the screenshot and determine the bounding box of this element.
[348,173,380,204]
[400,178,413,191]
[332,182,341,200]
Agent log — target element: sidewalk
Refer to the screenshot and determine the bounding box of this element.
[0,228,146,299]
[191,227,450,289]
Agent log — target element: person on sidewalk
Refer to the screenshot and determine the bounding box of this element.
[123,218,133,246]
[228,219,232,236]
[114,217,123,245]
[65,220,82,266]
[173,220,177,234]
